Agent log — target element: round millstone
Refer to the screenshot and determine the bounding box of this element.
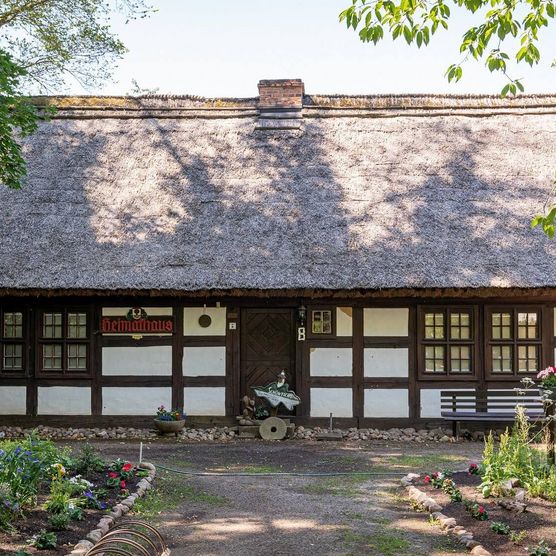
[259,417,287,440]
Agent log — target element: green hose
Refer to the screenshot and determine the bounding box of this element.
[151,462,408,477]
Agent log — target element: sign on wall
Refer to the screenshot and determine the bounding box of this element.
[101,307,174,335]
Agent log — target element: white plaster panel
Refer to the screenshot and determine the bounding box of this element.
[0,386,27,415]
[420,389,443,418]
[183,346,226,376]
[102,307,172,316]
[102,387,171,415]
[38,387,91,415]
[102,346,172,376]
[364,348,408,377]
[364,308,409,336]
[184,307,226,336]
[184,387,226,416]
[310,388,352,417]
[336,307,353,336]
[310,348,352,376]
[364,389,409,417]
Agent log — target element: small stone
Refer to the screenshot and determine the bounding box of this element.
[470,546,492,556]
[439,435,451,442]
[86,530,103,543]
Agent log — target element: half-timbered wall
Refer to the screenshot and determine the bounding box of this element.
[0,296,553,425]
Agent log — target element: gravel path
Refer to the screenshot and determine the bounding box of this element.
[79,440,484,556]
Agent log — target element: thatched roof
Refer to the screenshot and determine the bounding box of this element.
[2,92,556,294]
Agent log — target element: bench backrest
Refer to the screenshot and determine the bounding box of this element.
[440,389,543,414]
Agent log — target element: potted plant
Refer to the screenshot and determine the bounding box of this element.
[154,405,186,436]
[537,366,556,403]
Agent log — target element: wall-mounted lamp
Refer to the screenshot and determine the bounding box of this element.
[298,305,307,328]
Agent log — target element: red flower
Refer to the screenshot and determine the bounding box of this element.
[120,480,126,489]
[122,463,133,472]
[478,506,485,513]
[424,475,431,484]
[109,472,118,478]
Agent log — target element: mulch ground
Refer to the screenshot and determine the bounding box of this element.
[0,468,140,556]
[418,472,556,555]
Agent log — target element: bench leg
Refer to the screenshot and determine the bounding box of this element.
[452,421,460,439]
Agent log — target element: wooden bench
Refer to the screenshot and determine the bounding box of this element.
[440,389,546,438]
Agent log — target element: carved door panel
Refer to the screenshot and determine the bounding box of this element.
[240,308,295,401]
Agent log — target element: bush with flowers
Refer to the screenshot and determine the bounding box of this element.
[537,366,556,392]
[0,433,145,553]
[106,459,136,494]
[155,405,184,421]
[463,499,489,520]
[468,462,480,475]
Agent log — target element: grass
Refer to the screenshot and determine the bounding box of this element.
[343,528,411,555]
[131,471,227,520]
[302,475,370,497]
[233,464,282,473]
[382,454,467,470]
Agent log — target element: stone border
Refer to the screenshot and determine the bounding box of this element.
[67,462,156,556]
[400,473,492,556]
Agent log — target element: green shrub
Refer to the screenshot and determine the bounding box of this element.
[73,444,106,475]
[0,434,70,507]
[527,539,552,556]
[48,511,70,531]
[490,521,511,535]
[27,529,57,550]
[67,505,83,521]
[480,407,556,502]
[44,479,76,514]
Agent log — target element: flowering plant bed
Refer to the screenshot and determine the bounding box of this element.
[415,470,555,555]
[0,437,147,555]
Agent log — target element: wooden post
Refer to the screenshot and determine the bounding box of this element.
[547,400,555,467]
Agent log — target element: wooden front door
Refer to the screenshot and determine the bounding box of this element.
[240,308,296,403]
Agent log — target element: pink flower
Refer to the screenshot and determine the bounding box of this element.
[424,475,431,484]
[478,506,485,514]
[120,480,126,489]
[122,463,133,472]
[538,366,556,379]
[109,472,118,478]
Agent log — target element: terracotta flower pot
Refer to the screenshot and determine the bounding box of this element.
[154,419,185,436]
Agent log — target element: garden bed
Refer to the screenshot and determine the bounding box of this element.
[0,438,149,555]
[417,471,555,555]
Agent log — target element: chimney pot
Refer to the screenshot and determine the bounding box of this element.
[258,79,304,110]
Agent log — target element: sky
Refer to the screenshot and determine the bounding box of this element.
[86,0,556,97]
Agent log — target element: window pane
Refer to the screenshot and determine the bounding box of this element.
[492,312,511,340]
[517,312,538,339]
[312,310,332,334]
[67,344,87,370]
[43,313,63,338]
[450,345,471,374]
[492,345,512,373]
[3,312,23,338]
[518,344,538,374]
[2,344,23,371]
[67,312,87,339]
[450,312,471,340]
[42,344,62,370]
[424,345,444,373]
[424,312,444,339]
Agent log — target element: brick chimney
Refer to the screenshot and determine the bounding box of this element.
[257,79,304,130]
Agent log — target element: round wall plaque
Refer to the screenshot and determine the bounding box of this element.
[198,314,212,328]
